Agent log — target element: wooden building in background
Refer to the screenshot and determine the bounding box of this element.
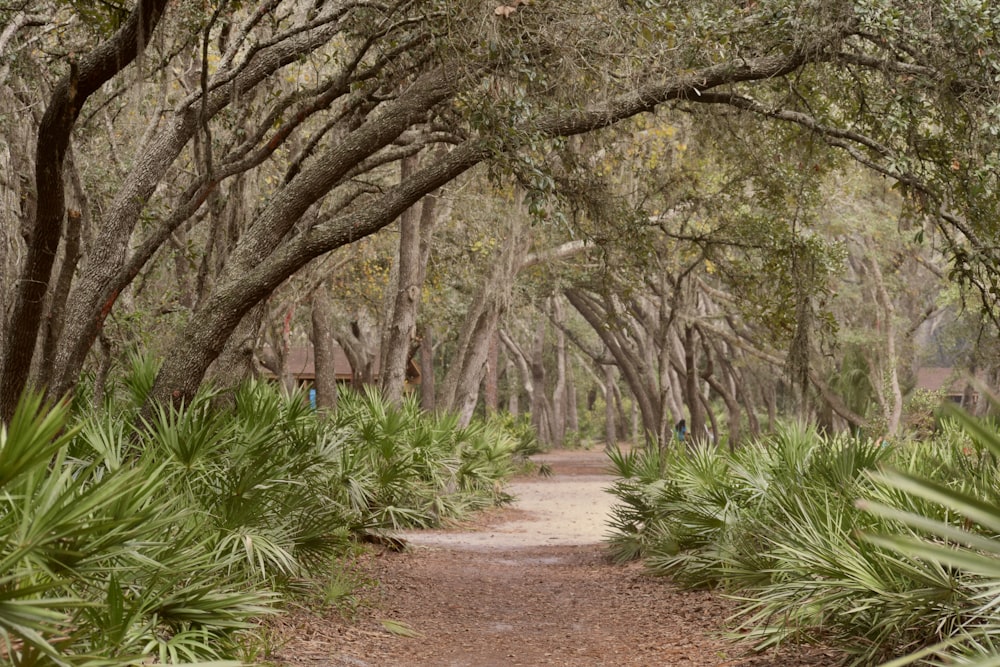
[265,345,420,390]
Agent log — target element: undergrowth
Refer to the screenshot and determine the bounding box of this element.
[606,414,1000,666]
[0,364,518,664]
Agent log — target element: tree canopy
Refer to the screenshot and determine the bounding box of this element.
[0,0,996,431]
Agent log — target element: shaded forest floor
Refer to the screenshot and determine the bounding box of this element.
[273,449,842,666]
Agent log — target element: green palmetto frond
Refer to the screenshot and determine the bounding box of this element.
[858,405,1000,666]
[119,349,162,411]
[0,395,87,662]
[0,393,78,488]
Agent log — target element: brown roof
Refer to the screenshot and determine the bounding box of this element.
[284,346,353,381]
[278,345,420,383]
[915,367,974,396]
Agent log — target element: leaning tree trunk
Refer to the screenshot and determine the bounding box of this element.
[36,208,83,386]
[564,288,662,446]
[565,365,579,436]
[529,317,555,446]
[334,312,379,389]
[205,303,266,393]
[506,354,519,415]
[484,331,499,414]
[500,329,534,419]
[550,298,567,446]
[866,248,903,437]
[0,0,170,421]
[37,147,91,386]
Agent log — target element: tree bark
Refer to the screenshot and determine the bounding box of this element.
[418,323,435,411]
[37,207,82,386]
[683,325,704,443]
[500,329,533,417]
[380,154,442,405]
[335,312,379,389]
[484,331,499,414]
[603,363,616,449]
[701,333,744,448]
[867,248,902,437]
[550,298,567,445]
[205,303,265,393]
[1,0,170,420]
[566,369,579,436]
[505,353,519,416]
[311,286,338,412]
[380,155,423,405]
[438,212,528,424]
[529,316,553,445]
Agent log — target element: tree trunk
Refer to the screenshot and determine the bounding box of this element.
[0,0,170,421]
[529,317,555,445]
[500,329,535,418]
[564,287,661,446]
[631,399,640,446]
[603,363,616,449]
[700,331,742,449]
[506,353,519,416]
[737,372,761,438]
[378,151,447,403]
[484,331,499,414]
[311,287,338,412]
[683,325,704,443]
[205,303,266,393]
[91,335,113,413]
[380,155,423,405]
[418,323,436,412]
[551,298,567,446]
[566,376,579,436]
[867,249,902,437]
[700,390,720,445]
[335,312,379,389]
[37,207,82,387]
[438,213,527,424]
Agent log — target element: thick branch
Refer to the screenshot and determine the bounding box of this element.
[1,0,170,420]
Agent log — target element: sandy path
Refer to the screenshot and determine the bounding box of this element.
[403,450,617,549]
[276,449,840,667]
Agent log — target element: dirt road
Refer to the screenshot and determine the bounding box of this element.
[276,449,839,666]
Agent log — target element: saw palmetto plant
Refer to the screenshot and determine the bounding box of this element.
[1,359,518,664]
[605,413,1000,666]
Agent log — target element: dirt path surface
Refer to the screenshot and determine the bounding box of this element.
[276,449,840,666]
